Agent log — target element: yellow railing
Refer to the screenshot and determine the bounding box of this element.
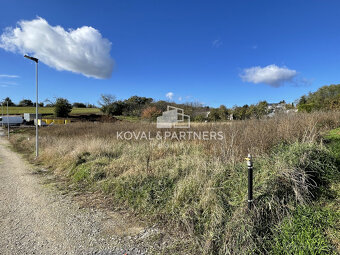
[39,119,70,126]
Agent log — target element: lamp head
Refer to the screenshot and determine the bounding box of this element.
[24,55,39,63]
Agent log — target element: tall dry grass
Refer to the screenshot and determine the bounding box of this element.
[10,111,340,254]
[20,111,340,164]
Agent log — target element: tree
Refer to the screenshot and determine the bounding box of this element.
[299,95,307,105]
[123,96,153,116]
[254,101,268,118]
[54,98,72,117]
[86,103,96,108]
[44,98,55,107]
[98,94,117,115]
[105,101,125,116]
[18,99,34,107]
[33,102,44,107]
[297,84,340,111]
[208,108,221,121]
[2,97,15,106]
[141,106,161,120]
[232,105,249,120]
[329,95,340,110]
[218,105,229,120]
[73,102,87,108]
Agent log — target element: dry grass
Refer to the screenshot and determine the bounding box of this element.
[10,111,340,254]
[20,111,340,162]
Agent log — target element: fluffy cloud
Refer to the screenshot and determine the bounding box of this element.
[0,17,114,79]
[166,92,174,100]
[240,64,297,87]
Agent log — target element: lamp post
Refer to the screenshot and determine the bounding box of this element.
[24,55,39,157]
[7,100,9,138]
[1,102,3,127]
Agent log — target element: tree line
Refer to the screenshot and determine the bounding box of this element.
[297,84,340,112]
[0,97,96,109]
[98,94,295,121]
[0,97,74,117]
[2,83,338,121]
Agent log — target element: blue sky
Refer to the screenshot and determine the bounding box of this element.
[0,0,340,107]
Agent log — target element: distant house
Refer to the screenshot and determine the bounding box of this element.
[266,103,297,117]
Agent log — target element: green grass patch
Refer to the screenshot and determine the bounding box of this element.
[324,127,340,160]
[114,115,141,122]
[271,206,338,255]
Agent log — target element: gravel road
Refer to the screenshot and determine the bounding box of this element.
[0,129,165,255]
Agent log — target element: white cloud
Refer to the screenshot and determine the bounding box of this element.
[166,92,174,100]
[0,81,16,85]
[0,74,19,78]
[178,96,182,101]
[240,64,297,87]
[0,17,114,79]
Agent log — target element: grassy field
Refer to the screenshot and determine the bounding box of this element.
[8,111,340,254]
[1,106,101,115]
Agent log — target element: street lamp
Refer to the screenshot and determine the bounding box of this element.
[1,101,3,127]
[7,100,9,139]
[24,54,39,157]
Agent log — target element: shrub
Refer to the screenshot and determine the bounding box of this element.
[54,98,72,117]
[18,99,34,107]
[141,106,161,120]
[194,115,206,122]
[73,102,87,108]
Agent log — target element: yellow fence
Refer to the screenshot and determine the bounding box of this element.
[39,119,70,126]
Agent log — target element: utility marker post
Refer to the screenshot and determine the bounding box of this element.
[246,154,253,210]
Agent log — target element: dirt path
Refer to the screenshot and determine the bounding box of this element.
[0,129,163,255]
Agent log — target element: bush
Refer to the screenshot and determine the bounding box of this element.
[141,106,161,120]
[73,102,87,108]
[54,98,72,117]
[18,99,34,107]
[193,115,206,122]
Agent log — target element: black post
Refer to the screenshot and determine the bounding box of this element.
[246,154,253,210]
